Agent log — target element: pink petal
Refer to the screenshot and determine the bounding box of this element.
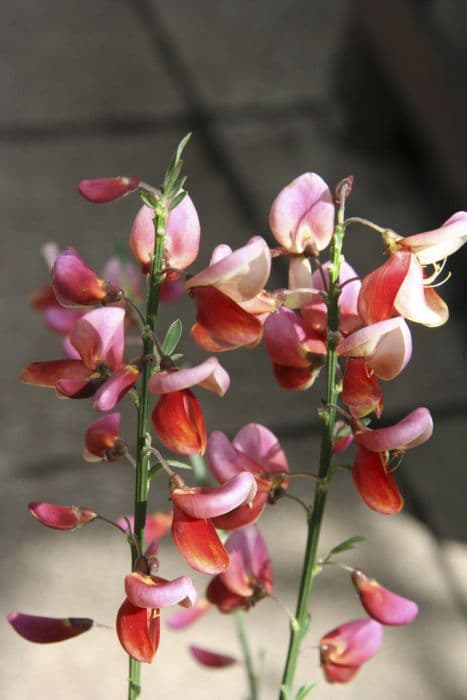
[394,253,449,327]
[351,570,418,625]
[28,501,97,530]
[210,492,269,531]
[320,618,383,667]
[337,317,412,380]
[93,365,140,412]
[269,172,335,253]
[206,431,260,483]
[83,412,121,461]
[7,612,93,643]
[149,357,230,396]
[171,472,257,519]
[220,526,273,597]
[43,306,83,335]
[355,407,433,452]
[78,176,139,203]
[399,211,467,264]
[125,573,197,609]
[233,423,289,474]
[185,236,271,302]
[102,258,143,300]
[302,261,361,335]
[52,248,106,307]
[165,194,201,270]
[264,307,319,367]
[166,598,211,630]
[70,307,125,370]
[288,256,313,289]
[129,205,155,273]
[190,644,236,668]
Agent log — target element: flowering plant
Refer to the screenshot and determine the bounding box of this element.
[8,135,466,699]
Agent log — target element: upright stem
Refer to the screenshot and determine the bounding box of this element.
[235,611,259,700]
[128,206,167,700]
[279,189,348,698]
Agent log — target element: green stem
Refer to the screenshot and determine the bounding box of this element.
[279,187,348,698]
[235,611,259,700]
[128,206,167,700]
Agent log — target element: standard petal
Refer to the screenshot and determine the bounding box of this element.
[220,526,273,597]
[116,598,160,663]
[125,573,197,609]
[52,248,106,307]
[263,307,312,368]
[171,505,230,574]
[233,423,289,474]
[399,211,467,264]
[165,194,201,270]
[355,407,433,451]
[171,472,257,519]
[352,446,403,515]
[269,172,335,253]
[70,307,125,370]
[207,431,260,483]
[7,612,93,644]
[129,205,155,273]
[351,570,418,626]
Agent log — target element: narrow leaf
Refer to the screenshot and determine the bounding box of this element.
[167,460,193,470]
[162,319,183,355]
[295,682,317,699]
[169,189,188,211]
[326,536,366,561]
[139,191,159,210]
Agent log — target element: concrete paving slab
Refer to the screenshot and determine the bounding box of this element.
[151,0,347,108]
[0,1,183,126]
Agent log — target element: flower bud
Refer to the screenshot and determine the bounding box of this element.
[78,176,139,203]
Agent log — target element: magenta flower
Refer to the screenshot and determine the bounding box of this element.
[190,645,236,668]
[351,570,418,626]
[28,501,97,530]
[206,525,273,612]
[319,618,383,683]
[206,422,289,529]
[52,248,120,308]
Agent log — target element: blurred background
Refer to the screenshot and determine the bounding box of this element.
[1,1,466,698]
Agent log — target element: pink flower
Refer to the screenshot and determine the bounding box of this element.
[170,472,257,574]
[28,501,97,530]
[130,195,201,274]
[83,413,125,462]
[206,526,273,612]
[52,248,120,308]
[351,570,418,626]
[319,618,383,683]
[206,422,289,529]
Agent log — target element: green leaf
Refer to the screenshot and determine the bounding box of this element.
[167,460,192,470]
[139,190,159,210]
[295,682,317,699]
[169,189,187,211]
[162,319,183,355]
[280,686,290,700]
[163,133,192,194]
[326,536,366,560]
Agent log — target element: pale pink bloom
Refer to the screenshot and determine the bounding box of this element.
[351,570,418,626]
[269,172,335,253]
[337,316,412,381]
[149,357,230,397]
[130,195,200,273]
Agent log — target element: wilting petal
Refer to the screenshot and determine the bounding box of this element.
[21,359,90,388]
[165,194,201,270]
[186,237,271,302]
[116,598,160,663]
[79,176,139,203]
[269,172,335,253]
[397,211,467,264]
[352,446,403,514]
[166,598,211,630]
[125,573,197,609]
[7,612,93,643]
[93,365,140,412]
[28,501,97,530]
[52,248,107,307]
[355,407,433,452]
[338,316,412,381]
[342,358,384,418]
[171,505,229,574]
[320,618,383,667]
[190,287,264,352]
[152,389,206,455]
[149,357,230,397]
[351,570,418,625]
[83,412,122,461]
[70,307,125,370]
[172,472,256,519]
[190,644,236,668]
